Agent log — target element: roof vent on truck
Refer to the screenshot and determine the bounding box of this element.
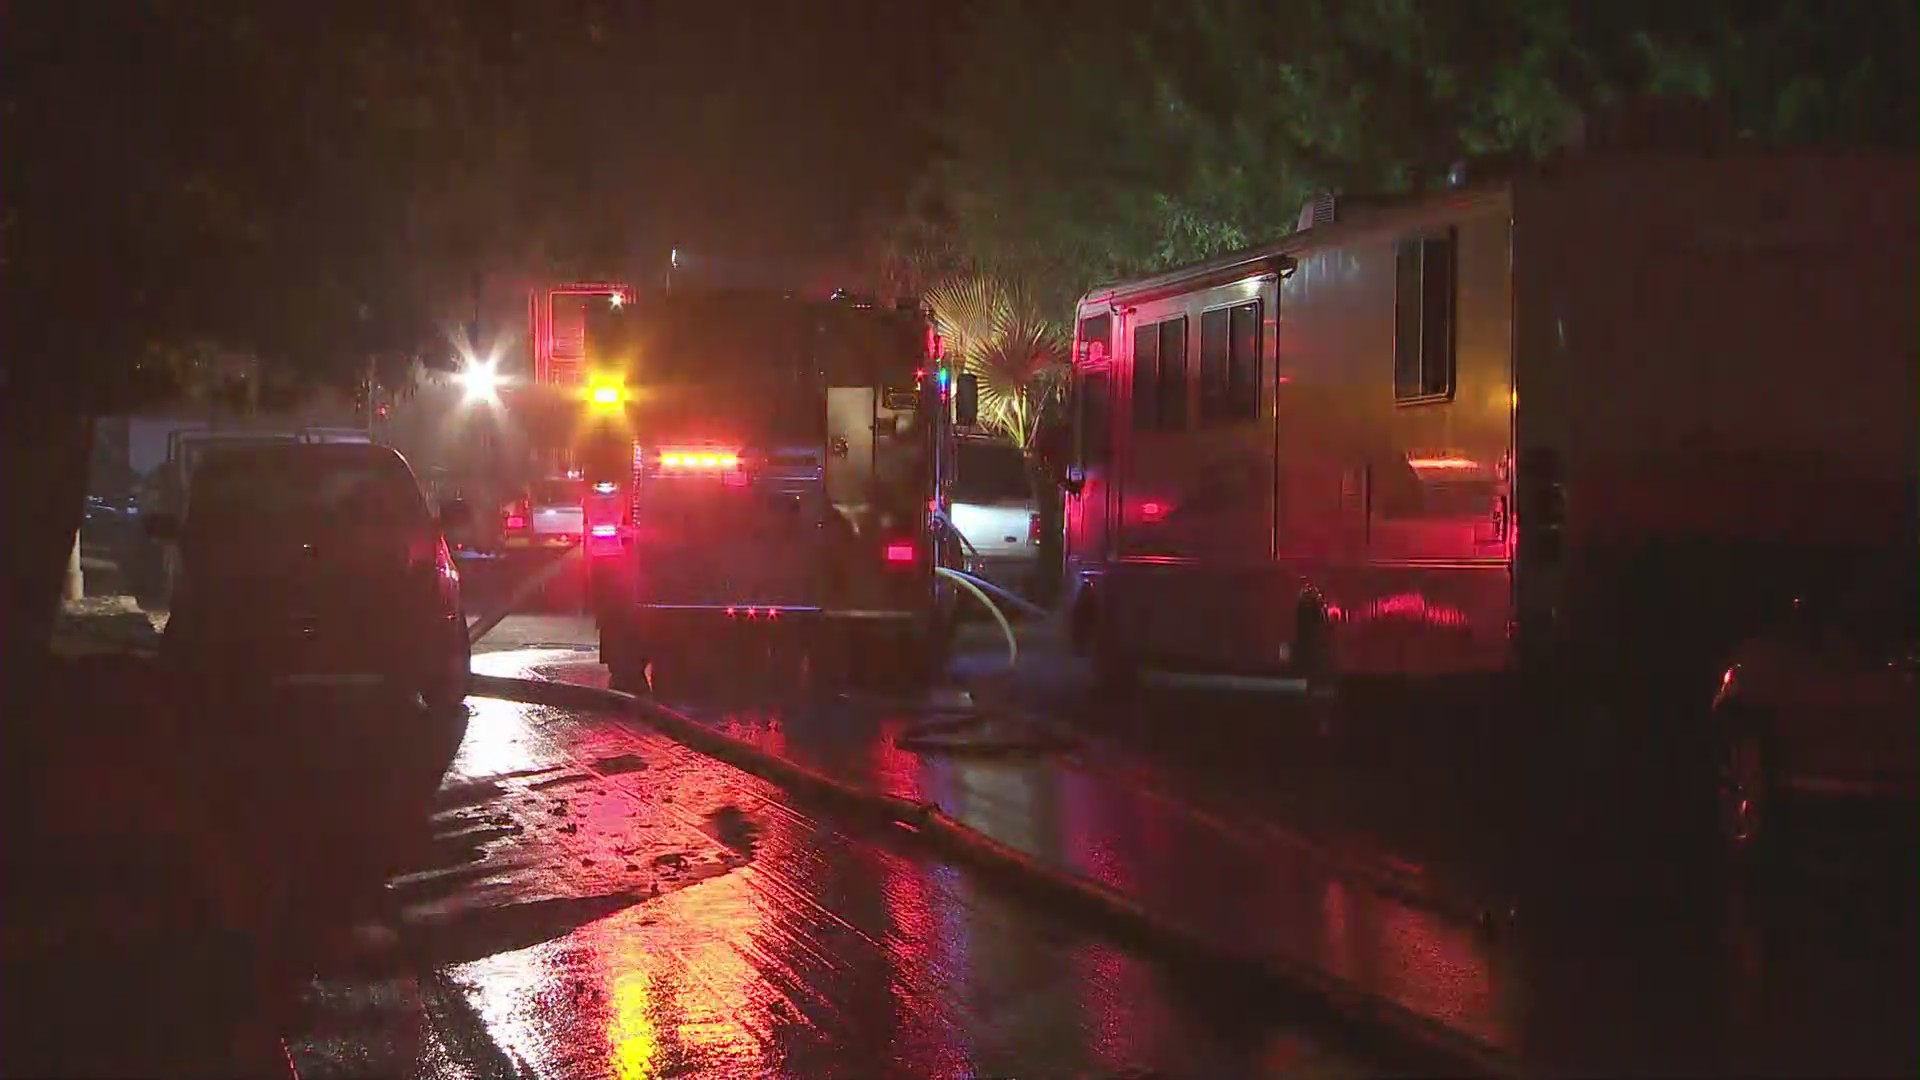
[1295,192,1339,232]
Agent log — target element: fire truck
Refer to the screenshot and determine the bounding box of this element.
[566,288,977,691]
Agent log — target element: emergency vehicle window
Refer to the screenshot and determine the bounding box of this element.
[1394,230,1456,402]
[1200,308,1230,421]
[1075,313,1113,465]
[1200,301,1261,424]
[1157,317,1188,430]
[1228,301,1261,420]
[1076,314,1111,366]
[1079,369,1111,464]
[1131,323,1159,431]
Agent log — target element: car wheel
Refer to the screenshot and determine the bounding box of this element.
[420,618,471,711]
[1716,715,1778,868]
[420,668,468,712]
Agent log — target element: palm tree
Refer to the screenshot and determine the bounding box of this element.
[923,273,1068,451]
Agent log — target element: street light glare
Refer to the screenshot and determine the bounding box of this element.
[456,357,501,405]
[609,291,625,310]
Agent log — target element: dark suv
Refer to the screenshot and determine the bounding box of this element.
[150,443,472,708]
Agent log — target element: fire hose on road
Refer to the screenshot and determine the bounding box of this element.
[885,566,1076,757]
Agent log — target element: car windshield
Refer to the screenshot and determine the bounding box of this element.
[953,443,1030,504]
[187,447,427,532]
[530,479,585,506]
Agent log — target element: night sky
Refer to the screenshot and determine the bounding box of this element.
[520,0,949,288]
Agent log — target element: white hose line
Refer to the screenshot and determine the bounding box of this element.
[935,565,1016,671]
[466,544,584,646]
[941,567,1049,621]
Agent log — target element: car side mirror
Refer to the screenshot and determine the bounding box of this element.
[955,373,980,428]
[143,512,180,541]
[438,499,474,530]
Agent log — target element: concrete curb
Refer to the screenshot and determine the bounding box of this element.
[467,672,1524,1079]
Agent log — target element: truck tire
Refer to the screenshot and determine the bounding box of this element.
[604,627,649,695]
[419,612,471,712]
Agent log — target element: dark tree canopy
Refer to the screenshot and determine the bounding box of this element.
[909,0,1917,314]
[1,1,612,410]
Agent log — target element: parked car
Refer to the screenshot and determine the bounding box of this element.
[1711,554,1919,864]
[502,476,586,551]
[147,443,473,709]
[949,437,1039,597]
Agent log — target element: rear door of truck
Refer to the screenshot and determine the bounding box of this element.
[632,444,827,614]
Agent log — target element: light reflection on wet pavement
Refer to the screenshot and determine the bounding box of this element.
[289,652,1365,1079]
[499,646,1920,1078]
[497,651,1506,1051]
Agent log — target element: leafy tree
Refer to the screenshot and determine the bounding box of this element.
[0,1,537,686]
[917,0,1916,319]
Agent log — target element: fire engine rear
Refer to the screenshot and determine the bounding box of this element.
[580,291,974,691]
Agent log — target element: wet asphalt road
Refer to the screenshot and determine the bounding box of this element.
[287,649,1369,1080]
[475,626,1917,1079]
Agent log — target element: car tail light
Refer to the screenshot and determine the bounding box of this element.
[885,541,916,564]
[505,514,527,530]
[1028,512,1042,545]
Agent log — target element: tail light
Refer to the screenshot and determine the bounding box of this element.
[503,499,530,532]
[412,533,459,601]
[885,541,917,564]
[1028,512,1042,545]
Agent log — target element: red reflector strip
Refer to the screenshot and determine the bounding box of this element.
[885,542,916,564]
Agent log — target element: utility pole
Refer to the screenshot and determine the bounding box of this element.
[468,269,484,359]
